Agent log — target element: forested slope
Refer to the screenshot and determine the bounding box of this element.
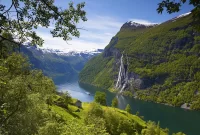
[80,14,200,110]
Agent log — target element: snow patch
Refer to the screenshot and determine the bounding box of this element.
[23,43,103,56]
[171,12,191,22]
[126,21,158,27]
[177,12,191,19]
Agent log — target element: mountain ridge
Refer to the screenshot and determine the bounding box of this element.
[79,13,200,110]
[21,45,103,82]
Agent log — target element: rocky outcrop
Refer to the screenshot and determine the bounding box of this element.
[114,53,146,92]
[103,36,151,92]
[120,21,158,31]
[181,103,191,110]
[115,54,129,92]
[103,37,121,58]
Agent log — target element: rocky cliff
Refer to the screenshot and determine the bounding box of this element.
[79,13,200,109]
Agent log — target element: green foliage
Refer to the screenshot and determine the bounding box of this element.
[79,54,114,89]
[111,97,118,108]
[122,91,134,97]
[157,0,200,31]
[103,107,147,135]
[84,103,108,135]
[0,53,56,135]
[0,32,17,58]
[54,92,72,109]
[125,104,131,113]
[80,13,200,110]
[86,102,104,118]
[38,119,109,135]
[20,45,92,81]
[94,91,107,106]
[0,53,111,135]
[141,121,161,135]
[0,0,87,46]
[117,118,136,135]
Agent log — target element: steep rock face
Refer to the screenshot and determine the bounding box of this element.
[120,21,158,31]
[101,21,160,91]
[114,55,145,92]
[83,20,160,91]
[80,13,200,109]
[115,54,129,92]
[103,38,149,91]
[80,13,199,93]
[103,37,120,58]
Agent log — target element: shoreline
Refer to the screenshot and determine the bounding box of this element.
[78,81,196,111]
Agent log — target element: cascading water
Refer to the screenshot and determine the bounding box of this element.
[115,54,129,93]
[115,54,124,88]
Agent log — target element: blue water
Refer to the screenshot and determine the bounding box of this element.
[56,75,200,135]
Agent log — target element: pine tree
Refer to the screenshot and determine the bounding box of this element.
[125,104,131,113]
[111,97,118,108]
[94,91,107,106]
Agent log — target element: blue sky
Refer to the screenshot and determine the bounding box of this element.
[4,0,194,51]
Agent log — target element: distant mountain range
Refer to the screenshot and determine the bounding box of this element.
[21,44,103,83]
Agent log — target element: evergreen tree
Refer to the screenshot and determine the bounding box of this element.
[94,91,107,106]
[125,104,131,113]
[111,97,118,108]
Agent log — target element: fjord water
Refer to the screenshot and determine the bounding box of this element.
[56,75,200,135]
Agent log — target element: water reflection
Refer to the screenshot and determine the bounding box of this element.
[56,75,200,135]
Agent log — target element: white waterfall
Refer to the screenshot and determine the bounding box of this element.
[115,54,128,93]
[115,54,124,88]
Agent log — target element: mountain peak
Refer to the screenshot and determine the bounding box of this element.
[128,21,158,27]
[171,12,191,22]
[121,21,158,30]
[23,45,104,57]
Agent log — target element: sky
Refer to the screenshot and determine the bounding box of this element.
[2,0,194,52]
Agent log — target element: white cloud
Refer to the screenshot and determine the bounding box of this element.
[104,33,114,36]
[128,19,159,25]
[36,16,158,52]
[37,31,107,51]
[79,15,123,30]
[36,15,123,51]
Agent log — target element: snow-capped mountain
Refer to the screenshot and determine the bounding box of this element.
[25,44,103,57]
[127,21,158,27]
[41,48,103,57]
[21,45,103,83]
[121,21,158,30]
[171,12,191,21]
[121,12,191,31]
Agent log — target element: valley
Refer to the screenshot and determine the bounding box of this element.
[21,44,103,81]
[1,0,200,135]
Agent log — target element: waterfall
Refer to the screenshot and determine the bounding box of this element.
[115,54,124,88]
[115,54,128,93]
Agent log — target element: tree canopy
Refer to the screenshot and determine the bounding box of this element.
[125,104,131,113]
[94,91,107,106]
[0,0,87,46]
[111,97,118,108]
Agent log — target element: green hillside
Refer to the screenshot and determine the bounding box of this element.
[79,14,200,110]
[21,46,91,82]
[50,95,171,135]
[0,51,172,135]
[0,52,182,135]
[79,54,114,89]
